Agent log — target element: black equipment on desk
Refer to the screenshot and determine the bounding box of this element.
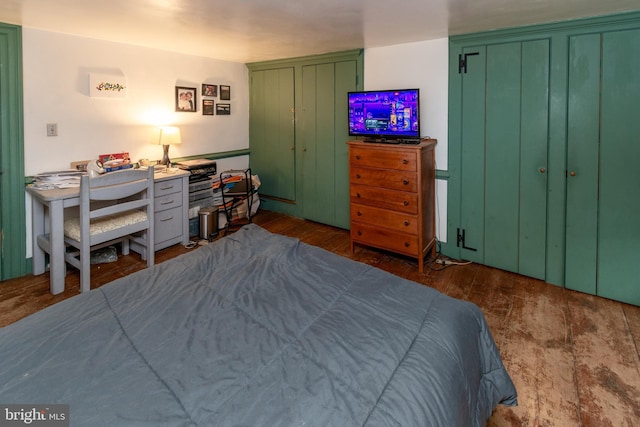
[175,159,217,236]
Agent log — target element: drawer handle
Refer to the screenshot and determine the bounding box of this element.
[356,174,361,179]
[357,211,362,216]
[356,193,361,198]
[403,220,410,227]
[160,200,175,205]
[160,185,174,191]
[357,230,362,236]
[403,200,409,206]
[160,216,174,222]
[404,242,410,248]
[355,155,361,160]
[402,159,408,164]
[402,179,409,185]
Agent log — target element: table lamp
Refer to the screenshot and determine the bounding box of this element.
[153,126,181,166]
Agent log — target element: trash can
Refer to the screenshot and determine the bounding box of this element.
[198,207,218,240]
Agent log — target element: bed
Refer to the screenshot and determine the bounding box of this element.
[0,224,516,426]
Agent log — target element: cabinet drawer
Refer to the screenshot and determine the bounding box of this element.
[351,203,418,234]
[351,222,419,257]
[350,147,416,171]
[350,184,418,214]
[350,167,417,192]
[155,191,182,213]
[155,206,183,244]
[154,178,182,197]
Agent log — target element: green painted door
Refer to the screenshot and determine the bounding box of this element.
[0,24,26,280]
[249,67,296,201]
[598,29,640,305]
[300,60,356,228]
[565,34,600,295]
[459,40,549,279]
[566,29,640,306]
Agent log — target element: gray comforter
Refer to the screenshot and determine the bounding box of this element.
[0,224,516,426]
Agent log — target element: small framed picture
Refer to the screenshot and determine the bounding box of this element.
[216,103,231,115]
[175,86,197,112]
[202,84,217,97]
[220,85,231,100]
[203,99,214,115]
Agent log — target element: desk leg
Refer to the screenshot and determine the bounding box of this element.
[31,197,46,276]
[48,199,66,295]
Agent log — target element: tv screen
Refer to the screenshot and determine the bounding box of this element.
[348,89,420,141]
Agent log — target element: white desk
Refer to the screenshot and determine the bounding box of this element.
[27,169,190,294]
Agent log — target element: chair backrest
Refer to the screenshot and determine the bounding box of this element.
[78,167,154,246]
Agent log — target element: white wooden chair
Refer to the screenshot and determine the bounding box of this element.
[63,167,155,292]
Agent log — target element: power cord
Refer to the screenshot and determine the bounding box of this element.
[427,248,472,271]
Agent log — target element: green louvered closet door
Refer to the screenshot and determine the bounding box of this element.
[566,29,640,306]
[299,60,357,229]
[249,67,296,202]
[458,40,550,279]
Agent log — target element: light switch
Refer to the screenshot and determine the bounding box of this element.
[47,123,58,137]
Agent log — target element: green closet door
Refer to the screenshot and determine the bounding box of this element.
[300,60,356,228]
[249,67,296,201]
[459,40,549,279]
[459,46,487,264]
[598,29,640,305]
[565,34,601,295]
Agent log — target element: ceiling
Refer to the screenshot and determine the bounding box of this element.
[1,0,639,63]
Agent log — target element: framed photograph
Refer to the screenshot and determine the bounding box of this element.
[203,99,214,115]
[220,85,231,100]
[216,103,231,115]
[202,84,217,97]
[175,86,197,112]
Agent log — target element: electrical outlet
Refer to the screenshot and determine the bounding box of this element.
[46,123,58,137]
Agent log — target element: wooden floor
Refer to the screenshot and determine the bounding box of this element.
[1,210,639,426]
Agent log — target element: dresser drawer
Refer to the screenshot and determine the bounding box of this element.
[155,191,182,213]
[350,147,417,171]
[154,177,182,197]
[351,222,420,257]
[350,167,417,192]
[350,184,418,214]
[155,206,183,244]
[351,203,418,234]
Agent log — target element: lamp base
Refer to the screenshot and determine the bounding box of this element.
[161,144,171,166]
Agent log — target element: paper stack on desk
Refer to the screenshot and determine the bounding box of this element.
[32,170,84,189]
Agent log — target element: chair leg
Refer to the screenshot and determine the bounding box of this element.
[80,245,91,292]
[122,237,130,256]
[147,234,154,268]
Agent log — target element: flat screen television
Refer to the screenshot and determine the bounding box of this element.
[348,89,420,142]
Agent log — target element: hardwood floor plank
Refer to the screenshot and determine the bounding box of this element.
[489,276,581,426]
[567,292,640,426]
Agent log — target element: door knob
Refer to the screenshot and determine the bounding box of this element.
[539,167,546,173]
[569,171,576,177]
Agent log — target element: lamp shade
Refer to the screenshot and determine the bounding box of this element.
[155,126,182,146]
[152,126,181,166]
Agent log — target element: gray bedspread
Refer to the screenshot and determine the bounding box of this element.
[0,224,516,426]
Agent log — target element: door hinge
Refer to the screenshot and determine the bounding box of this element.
[458,52,479,74]
[457,228,477,251]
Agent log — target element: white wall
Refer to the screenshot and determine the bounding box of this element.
[364,38,449,242]
[22,28,250,257]
[23,28,250,175]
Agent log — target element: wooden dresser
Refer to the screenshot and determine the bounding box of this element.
[348,139,437,272]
